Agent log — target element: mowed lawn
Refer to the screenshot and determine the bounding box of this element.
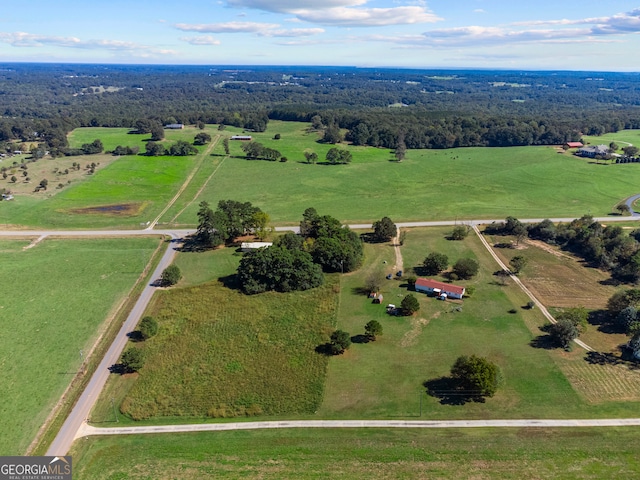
[0,126,218,229]
[70,427,640,479]
[174,122,640,225]
[320,227,640,419]
[319,227,587,419]
[108,247,340,421]
[0,237,160,455]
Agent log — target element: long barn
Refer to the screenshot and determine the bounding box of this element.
[415,278,465,299]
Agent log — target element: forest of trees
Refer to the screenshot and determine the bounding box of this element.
[1,64,640,155]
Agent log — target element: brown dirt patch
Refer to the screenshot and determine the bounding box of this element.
[524,238,573,260]
[69,203,145,216]
[400,313,437,348]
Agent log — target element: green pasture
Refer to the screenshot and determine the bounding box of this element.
[70,427,640,479]
[102,256,339,422]
[319,227,590,419]
[582,130,640,151]
[0,237,160,455]
[174,122,640,225]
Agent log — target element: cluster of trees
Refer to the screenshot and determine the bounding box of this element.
[325,147,352,165]
[196,200,265,247]
[112,145,140,156]
[328,320,383,355]
[145,140,198,156]
[421,252,479,280]
[237,245,324,294]
[235,208,363,294]
[63,139,104,156]
[489,215,640,284]
[5,65,640,158]
[371,217,397,242]
[545,307,589,349]
[606,289,640,358]
[194,132,211,145]
[241,141,282,161]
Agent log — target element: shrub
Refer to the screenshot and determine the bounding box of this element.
[161,264,182,286]
[139,316,158,340]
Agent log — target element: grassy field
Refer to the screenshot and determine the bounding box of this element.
[0,237,160,455]
[171,122,640,225]
[4,123,640,228]
[69,427,640,479]
[94,246,340,422]
[319,227,589,419]
[484,232,640,403]
[0,126,219,229]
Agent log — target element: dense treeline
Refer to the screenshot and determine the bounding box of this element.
[2,63,640,152]
[487,215,640,284]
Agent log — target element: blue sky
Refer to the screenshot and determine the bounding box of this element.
[1,1,640,70]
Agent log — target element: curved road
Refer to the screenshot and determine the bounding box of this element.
[625,194,640,217]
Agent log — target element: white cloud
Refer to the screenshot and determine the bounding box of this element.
[226,0,366,13]
[262,28,325,37]
[0,31,177,57]
[294,6,441,26]
[175,21,279,33]
[180,35,221,45]
[474,9,485,14]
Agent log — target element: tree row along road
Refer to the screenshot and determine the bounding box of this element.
[471,226,594,352]
[20,214,636,455]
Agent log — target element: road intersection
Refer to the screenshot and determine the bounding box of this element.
[2,214,637,455]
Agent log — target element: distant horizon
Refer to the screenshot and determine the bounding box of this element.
[1,61,639,75]
[2,1,640,71]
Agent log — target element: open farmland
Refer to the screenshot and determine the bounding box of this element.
[96,247,340,422]
[69,427,640,479]
[0,237,160,455]
[0,126,219,229]
[172,122,640,226]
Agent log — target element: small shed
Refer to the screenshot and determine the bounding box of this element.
[240,242,273,252]
[372,294,384,304]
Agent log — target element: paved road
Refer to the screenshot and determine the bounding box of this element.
[45,234,181,456]
[77,418,640,438]
[625,194,640,217]
[1,215,639,240]
[11,212,638,455]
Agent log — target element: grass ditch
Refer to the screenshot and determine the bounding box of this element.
[29,236,167,455]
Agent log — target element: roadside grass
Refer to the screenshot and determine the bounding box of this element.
[319,227,585,419]
[0,237,160,455]
[172,121,640,226]
[99,254,340,422]
[69,427,640,479]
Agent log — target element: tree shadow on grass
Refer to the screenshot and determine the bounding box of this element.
[351,286,371,296]
[109,363,127,375]
[588,309,622,334]
[351,334,370,344]
[529,334,557,350]
[315,343,334,356]
[586,349,640,370]
[127,331,144,343]
[423,377,482,405]
[176,236,211,253]
[219,274,240,290]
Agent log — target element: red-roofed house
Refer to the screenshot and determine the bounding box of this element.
[565,142,584,149]
[415,278,465,299]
